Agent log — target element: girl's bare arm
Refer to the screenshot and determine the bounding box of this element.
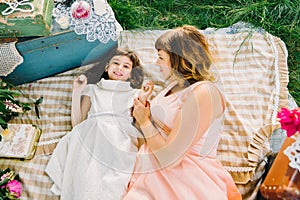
[71,75,91,127]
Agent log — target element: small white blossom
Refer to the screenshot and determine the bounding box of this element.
[3,100,24,114]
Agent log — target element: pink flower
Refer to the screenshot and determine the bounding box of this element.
[71,1,92,20]
[6,180,22,198]
[277,107,300,137]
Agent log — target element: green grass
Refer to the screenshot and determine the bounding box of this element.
[109,0,300,105]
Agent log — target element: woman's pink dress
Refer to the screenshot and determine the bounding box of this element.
[123,81,242,200]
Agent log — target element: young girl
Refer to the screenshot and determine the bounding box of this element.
[45,48,152,200]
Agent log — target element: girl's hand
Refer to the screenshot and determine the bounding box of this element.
[138,81,154,106]
[133,98,151,127]
[73,74,87,92]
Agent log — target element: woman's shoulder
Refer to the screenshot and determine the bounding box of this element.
[184,81,224,103]
[187,81,215,93]
[189,81,225,115]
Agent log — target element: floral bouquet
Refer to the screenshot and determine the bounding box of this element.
[0,168,22,200]
[0,78,43,136]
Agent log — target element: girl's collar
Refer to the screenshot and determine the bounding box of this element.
[96,78,133,91]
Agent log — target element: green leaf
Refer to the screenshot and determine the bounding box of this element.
[0,117,7,124]
[0,89,20,95]
[35,97,44,105]
[35,104,40,119]
[34,97,43,119]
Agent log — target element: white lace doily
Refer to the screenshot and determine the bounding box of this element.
[0,41,24,76]
[284,133,300,172]
[52,0,123,43]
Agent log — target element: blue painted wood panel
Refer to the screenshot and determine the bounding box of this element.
[2,30,117,85]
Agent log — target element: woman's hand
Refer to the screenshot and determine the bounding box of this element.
[138,81,154,106]
[73,74,87,92]
[133,98,151,127]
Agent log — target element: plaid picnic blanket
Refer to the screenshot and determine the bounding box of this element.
[0,23,290,200]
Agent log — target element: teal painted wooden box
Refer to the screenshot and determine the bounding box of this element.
[0,0,53,38]
[1,30,118,85]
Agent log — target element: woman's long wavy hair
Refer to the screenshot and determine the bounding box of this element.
[101,48,144,89]
[155,25,215,87]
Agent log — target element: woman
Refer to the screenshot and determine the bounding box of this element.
[123,25,242,199]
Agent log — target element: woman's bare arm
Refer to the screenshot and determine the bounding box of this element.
[135,83,222,167]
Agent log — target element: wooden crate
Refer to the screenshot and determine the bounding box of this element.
[260,135,300,199]
[0,0,53,38]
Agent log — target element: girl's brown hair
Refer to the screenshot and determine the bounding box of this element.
[101,48,144,89]
[155,25,215,86]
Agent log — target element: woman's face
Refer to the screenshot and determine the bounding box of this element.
[156,50,172,80]
[107,55,133,81]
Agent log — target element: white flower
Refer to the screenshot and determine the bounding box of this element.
[3,100,23,114]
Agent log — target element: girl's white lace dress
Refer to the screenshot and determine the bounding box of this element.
[45,78,142,200]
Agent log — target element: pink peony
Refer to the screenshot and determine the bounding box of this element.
[6,180,22,198]
[277,107,300,137]
[71,1,92,20]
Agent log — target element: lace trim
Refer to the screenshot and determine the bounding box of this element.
[268,33,280,124]
[53,0,122,43]
[88,111,131,120]
[0,41,24,76]
[223,166,254,172]
[37,138,61,146]
[284,133,300,172]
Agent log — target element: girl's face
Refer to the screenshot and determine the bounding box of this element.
[156,50,172,80]
[107,55,133,81]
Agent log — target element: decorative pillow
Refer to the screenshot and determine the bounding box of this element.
[118,22,289,199]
